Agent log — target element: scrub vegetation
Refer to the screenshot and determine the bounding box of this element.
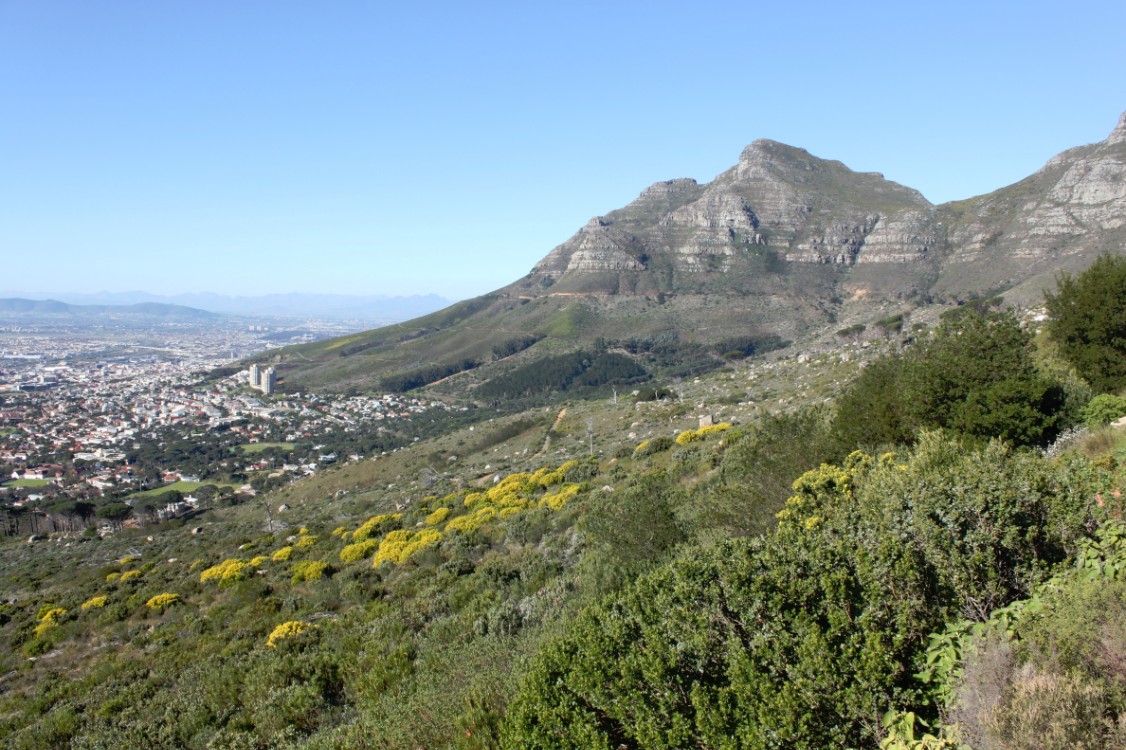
[3,263,1126,749]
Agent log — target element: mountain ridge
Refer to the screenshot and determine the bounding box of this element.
[264,111,1126,394]
[0,292,452,322]
[0,297,219,320]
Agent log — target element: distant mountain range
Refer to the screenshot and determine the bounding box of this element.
[0,292,451,322]
[0,298,219,320]
[260,110,1126,395]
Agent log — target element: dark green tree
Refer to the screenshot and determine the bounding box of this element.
[96,502,132,529]
[832,354,913,450]
[833,310,1065,448]
[1045,253,1126,393]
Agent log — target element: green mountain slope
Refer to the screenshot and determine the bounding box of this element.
[6,115,1126,750]
[3,342,1125,747]
[265,112,1126,396]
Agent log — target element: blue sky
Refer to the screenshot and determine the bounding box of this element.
[2,1,1124,300]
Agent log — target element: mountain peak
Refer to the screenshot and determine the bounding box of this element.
[738,138,810,166]
[743,137,803,152]
[1108,110,1126,145]
[638,178,699,200]
[275,115,1126,396]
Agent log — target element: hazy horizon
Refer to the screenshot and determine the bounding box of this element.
[0,289,455,320]
[3,1,1124,299]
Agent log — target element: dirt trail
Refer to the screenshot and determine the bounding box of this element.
[531,407,567,459]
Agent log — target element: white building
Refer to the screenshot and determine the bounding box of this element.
[261,367,276,396]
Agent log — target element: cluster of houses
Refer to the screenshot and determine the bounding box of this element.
[1,341,461,537]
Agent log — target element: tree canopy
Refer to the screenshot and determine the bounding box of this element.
[1045,253,1126,394]
[834,310,1066,449]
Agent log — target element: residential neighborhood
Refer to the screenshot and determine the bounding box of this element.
[0,322,459,534]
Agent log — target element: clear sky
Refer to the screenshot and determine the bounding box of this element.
[2,1,1124,300]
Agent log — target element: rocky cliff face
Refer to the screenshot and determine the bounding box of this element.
[928,114,1126,300]
[518,112,1126,306]
[525,136,940,294]
[275,112,1126,393]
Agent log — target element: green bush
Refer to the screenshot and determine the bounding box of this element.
[503,436,1078,749]
[632,435,673,458]
[1082,394,1126,429]
[706,406,839,537]
[1046,253,1126,394]
[583,474,686,577]
[832,353,913,450]
[954,574,1126,750]
[834,310,1066,448]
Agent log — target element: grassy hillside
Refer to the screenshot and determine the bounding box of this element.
[5,304,1126,748]
[257,288,829,395]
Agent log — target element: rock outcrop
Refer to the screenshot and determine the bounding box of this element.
[278,110,1126,393]
[519,111,1126,304]
[934,115,1126,299]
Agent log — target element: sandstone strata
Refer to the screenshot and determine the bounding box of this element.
[524,111,1126,302]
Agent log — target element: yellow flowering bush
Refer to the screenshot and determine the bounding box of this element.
[353,513,401,542]
[491,472,534,497]
[294,534,318,549]
[271,546,294,562]
[118,556,139,566]
[425,507,451,526]
[450,462,581,530]
[480,474,535,512]
[432,492,459,508]
[118,570,142,583]
[676,427,698,445]
[339,538,379,563]
[775,462,857,530]
[266,620,311,648]
[675,422,733,445]
[249,555,268,567]
[34,608,67,638]
[81,595,108,611]
[446,506,498,534]
[146,593,181,612]
[373,528,442,566]
[199,558,251,586]
[105,572,120,583]
[532,466,565,488]
[290,560,329,584]
[491,490,532,511]
[381,529,412,543]
[633,436,673,457]
[539,483,582,511]
[330,526,348,537]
